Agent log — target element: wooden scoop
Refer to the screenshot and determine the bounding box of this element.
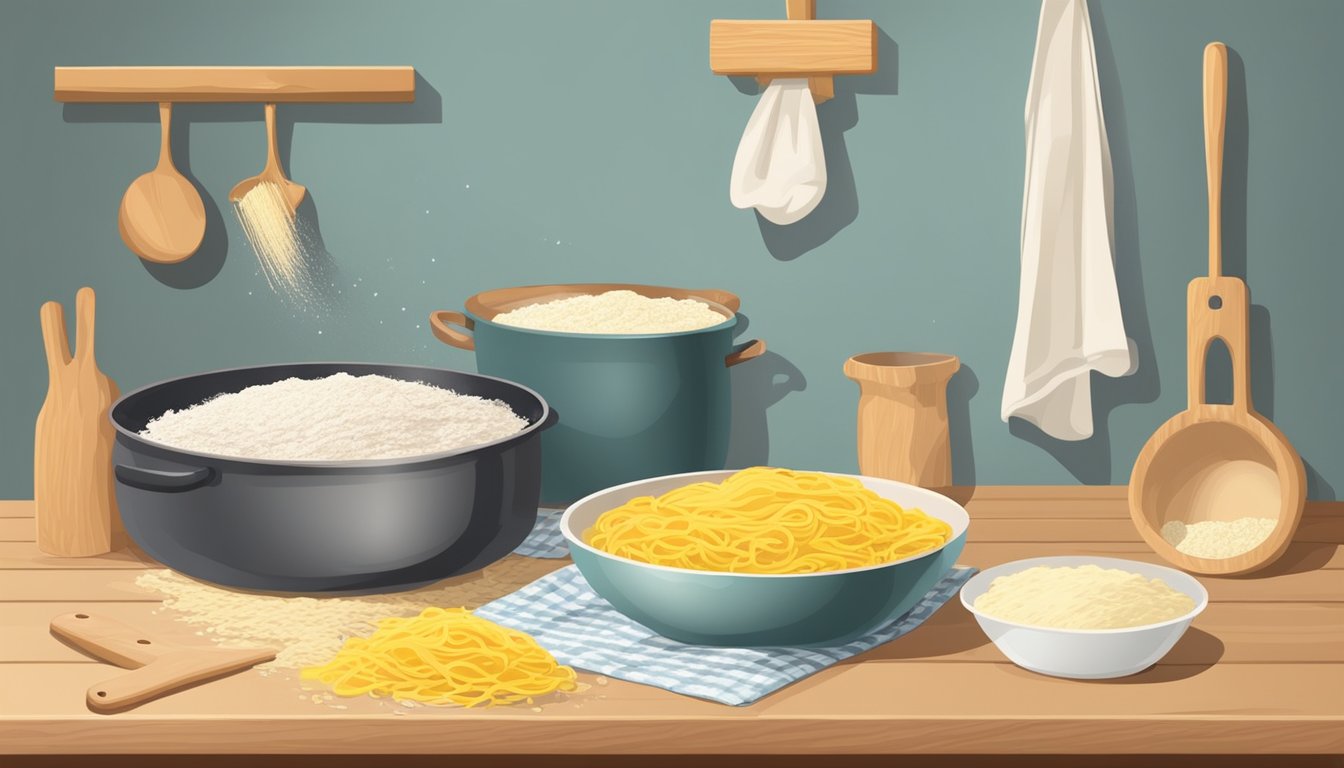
[229,103,307,210]
[117,102,206,264]
[50,612,275,714]
[1128,43,1306,576]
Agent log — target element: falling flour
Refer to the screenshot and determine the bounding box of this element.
[235,181,320,302]
[140,372,527,461]
[1160,517,1277,560]
[493,290,727,334]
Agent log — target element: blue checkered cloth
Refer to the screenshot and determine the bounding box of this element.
[511,507,570,559]
[476,564,976,706]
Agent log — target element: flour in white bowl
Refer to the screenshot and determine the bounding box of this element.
[139,372,528,461]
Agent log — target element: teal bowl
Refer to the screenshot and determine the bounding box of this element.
[561,470,970,646]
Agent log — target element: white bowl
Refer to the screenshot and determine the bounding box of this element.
[960,556,1208,679]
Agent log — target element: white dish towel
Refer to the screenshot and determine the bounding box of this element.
[729,78,826,225]
[1001,0,1133,441]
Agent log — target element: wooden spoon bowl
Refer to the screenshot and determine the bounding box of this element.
[117,102,206,264]
[229,103,306,210]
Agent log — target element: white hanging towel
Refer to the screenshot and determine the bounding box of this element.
[1001,0,1133,441]
[729,78,826,226]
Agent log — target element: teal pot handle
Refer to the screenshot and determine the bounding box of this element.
[725,339,766,367]
[429,310,475,351]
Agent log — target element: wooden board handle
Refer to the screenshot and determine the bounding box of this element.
[87,648,276,714]
[50,611,276,714]
[1204,42,1227,278]
[1186,276,1252,412]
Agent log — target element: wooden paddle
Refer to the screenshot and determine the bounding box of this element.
[51,612,276,714]
[35,287,126,556]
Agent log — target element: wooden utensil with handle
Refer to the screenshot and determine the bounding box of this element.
[229,103,307,211]
[1127,43,1306,576]
[50,612,276,714]
[117,102,207,264]
[35,287,126,557]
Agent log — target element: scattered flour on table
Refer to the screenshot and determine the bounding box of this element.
[139,372,527,461]
[1160,517,1277,559]
[492,290,726,334]
[135,557,554,670]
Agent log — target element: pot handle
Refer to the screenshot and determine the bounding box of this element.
[725,339,766,367]
[115,464,214,493]
[429,310,476,351]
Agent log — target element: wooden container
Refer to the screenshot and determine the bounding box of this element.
[843,352,960,488]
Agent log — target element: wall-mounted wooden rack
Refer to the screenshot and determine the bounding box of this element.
[709,0,876,103]
[53,66,415,103]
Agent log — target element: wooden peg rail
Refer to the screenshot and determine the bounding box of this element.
[53,66,415,103]
[709,0,877,103]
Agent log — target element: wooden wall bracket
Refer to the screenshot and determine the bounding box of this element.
[708,0,876,104]
[53,66,415,103]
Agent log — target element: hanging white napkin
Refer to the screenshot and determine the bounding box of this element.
[729,78,826,225]
[1001,0,1133,441]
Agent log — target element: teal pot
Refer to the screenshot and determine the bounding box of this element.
[562,470,970,646]
[430,284,765,503]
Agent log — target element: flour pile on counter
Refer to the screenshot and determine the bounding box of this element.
[492,290,726,334]
[973,564,1195,629]
[136,559,553,670]
[139,373,526,461]
[1160,517,1277,559]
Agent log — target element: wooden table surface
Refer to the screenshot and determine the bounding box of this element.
[2,486,1341,764]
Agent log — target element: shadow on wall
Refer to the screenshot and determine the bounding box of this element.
[729,30,898,261]
[1007,4,1161,484]
[61,73,443,291]
[725,315,807,466]
[947,364,979,486]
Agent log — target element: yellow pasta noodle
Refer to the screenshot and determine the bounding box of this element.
[585,467,952,574]
[301,607,577,707]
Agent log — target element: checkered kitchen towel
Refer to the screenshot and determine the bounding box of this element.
[511,507,570,559]
[476,564,976,706]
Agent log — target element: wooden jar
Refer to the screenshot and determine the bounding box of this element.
[843,352,960,488]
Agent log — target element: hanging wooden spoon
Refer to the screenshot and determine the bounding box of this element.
[118,102,207,264]
[229,103,307,211]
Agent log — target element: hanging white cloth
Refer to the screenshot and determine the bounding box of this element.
[729,78,827,226]
[1001,0,1133,441]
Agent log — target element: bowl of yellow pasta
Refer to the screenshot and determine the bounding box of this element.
[560,467,969,646]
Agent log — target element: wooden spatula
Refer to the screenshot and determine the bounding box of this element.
[35,287,125,556]
[50,612,276,714]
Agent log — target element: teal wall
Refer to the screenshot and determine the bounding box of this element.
[2,0,1340,498]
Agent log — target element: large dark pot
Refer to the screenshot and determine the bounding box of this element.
[110,362,554,593]
[429,284,764,503]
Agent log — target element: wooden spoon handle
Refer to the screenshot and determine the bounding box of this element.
[38,301,72,377]
[156,102,175,171]
[264,103,282,175]
[1204,42,1227,278]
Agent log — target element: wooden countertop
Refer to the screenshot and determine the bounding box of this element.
[2,487,1342,763]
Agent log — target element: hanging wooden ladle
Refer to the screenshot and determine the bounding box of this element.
[1128,43,1306,576]
[229,103,307,211]
[117,102,206,263]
